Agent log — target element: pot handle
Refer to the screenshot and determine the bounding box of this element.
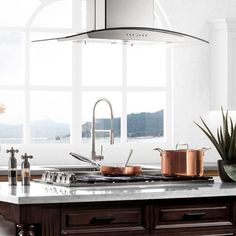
[202,147,211,154]
[153,148,163,153]
[176,143,189,150]
[69,152,100,167]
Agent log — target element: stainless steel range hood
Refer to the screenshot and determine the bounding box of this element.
[34,0,208,44]
[54,27,208,44]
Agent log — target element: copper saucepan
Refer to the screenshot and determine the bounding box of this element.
[69,152,142,176]
[99,165,142,176]
[154,144,210,177]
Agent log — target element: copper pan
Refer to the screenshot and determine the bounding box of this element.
[100,165,142,176]
[69,152,142,176]
[154,144,210,177]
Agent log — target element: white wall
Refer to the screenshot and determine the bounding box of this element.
[158,0,236,162]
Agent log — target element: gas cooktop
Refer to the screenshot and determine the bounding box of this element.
[35,171,214,187]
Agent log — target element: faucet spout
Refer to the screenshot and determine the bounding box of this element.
[92,98,114,161]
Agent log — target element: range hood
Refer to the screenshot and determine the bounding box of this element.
[34,0,208,44]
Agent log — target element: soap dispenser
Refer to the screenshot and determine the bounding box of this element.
[6,147,19,186]
[21,153,33,186]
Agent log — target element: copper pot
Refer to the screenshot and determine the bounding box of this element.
[154,144,210,177]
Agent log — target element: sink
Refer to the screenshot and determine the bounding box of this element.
[57,166,98,172]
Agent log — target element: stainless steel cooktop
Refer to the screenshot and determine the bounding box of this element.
[35,171,214,187]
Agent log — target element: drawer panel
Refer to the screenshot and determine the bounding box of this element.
[161,206,227,222]
[154,203,232,229]
[61,205,147,234]
[66,208,140,226]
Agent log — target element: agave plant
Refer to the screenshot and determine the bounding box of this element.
[195,107,236,161]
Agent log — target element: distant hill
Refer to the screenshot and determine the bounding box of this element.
[0,110,163,141]
[30,119,69,140]
[0,119,69,140]
[82,110,163,138]
[0,123,23,138]
[127,110,163,137]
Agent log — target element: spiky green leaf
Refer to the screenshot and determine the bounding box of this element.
[221,108,231,154]
[194,120,225,159]
[195,107,236,161]
[230,117,234,137]
[228,124,236,160]
[217,128,227,160]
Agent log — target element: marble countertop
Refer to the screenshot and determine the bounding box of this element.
[0,177,236,205]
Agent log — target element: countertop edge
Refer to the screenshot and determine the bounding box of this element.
[0,180,235,205]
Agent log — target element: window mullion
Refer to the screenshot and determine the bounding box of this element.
[121,44,128,143]
[71,0,83,145]
[24,31,30,144]
[71,42,82,144]
[167,47,174,146]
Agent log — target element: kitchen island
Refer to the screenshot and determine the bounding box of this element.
[0,178,236,235]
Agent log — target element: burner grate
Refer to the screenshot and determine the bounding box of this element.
[36,170,214,187]
[74,174,213,184]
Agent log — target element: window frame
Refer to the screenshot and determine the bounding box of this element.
[0,0,173,156]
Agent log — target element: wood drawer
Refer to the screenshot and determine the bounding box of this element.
[150,229,236,236]
[61,204,148,235]
[153,202,232,230]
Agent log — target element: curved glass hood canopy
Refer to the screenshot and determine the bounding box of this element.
[58,27,208,44]
[33,0,209,45]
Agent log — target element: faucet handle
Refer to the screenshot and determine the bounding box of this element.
[96,145,104,161]
[95,154,104,161]
[110,130,114,144]
[100,145,103,155]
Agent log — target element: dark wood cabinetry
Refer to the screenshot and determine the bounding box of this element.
[61,202,149,235]
[0,197,236,236]
[150,198,236,236]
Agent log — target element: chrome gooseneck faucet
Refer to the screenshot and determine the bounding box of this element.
[92,98,114,161]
